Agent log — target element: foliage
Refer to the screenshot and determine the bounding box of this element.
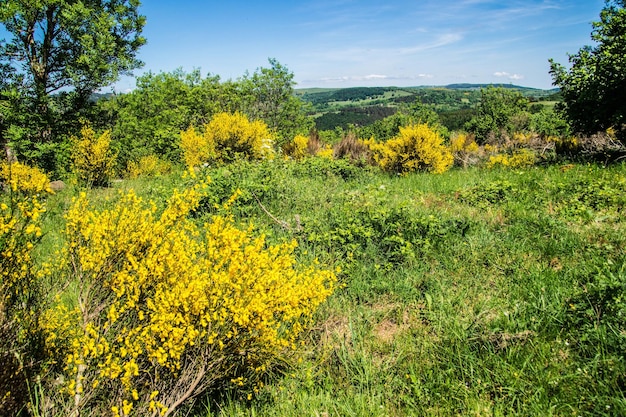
[486,149,537,169]
[550,0,626,142]
[367,124,453,174]
[127,154,172,179]
[240,59,313,146]
[528,108,571,139]
[180,112,275,170]
[456,179,517,206]
[563,263,626,414]
[465,86,530,144]
[333,132,372,164]
[103,70,239,167]
[42,181,336,416]
[71,125,117,187]
[313,106,396,131]
[553,173,626,221]
[0,162,51,416]
[305,192,470,266]
[358,100,446,142]
[0,0,145,173]
[449,133,482,168]
[282,134,309,160]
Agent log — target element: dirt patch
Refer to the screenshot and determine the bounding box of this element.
[318,315,351,348]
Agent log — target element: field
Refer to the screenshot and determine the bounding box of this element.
[37,159,626,416]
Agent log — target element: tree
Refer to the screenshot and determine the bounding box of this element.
[0,0,145,169]
[465,86,530,144]
[240,58,312,146]
[102,69,232,168]
[550,0,626,142]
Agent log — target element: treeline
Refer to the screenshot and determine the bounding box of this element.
[298,86,393,105]
[314,106,396,131]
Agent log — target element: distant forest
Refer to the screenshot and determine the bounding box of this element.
[297,85,561,132]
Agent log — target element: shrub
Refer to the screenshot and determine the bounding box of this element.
[367,124,453,174]
[180,112,276,170]
[46,181,335,416]
[316,145,334,159]
[0,162,51,415]
[71,125,117,187]
[180,125,215,170]
[333,132,371,164]
[486,148,536,169]
[127,154,172,178]
[283,134,309,160]
[456,180,516,206]
[449,132,482,168]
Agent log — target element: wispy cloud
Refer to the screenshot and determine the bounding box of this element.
[398,33,464,54]
[305,73,434,86]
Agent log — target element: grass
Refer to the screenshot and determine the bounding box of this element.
[34,159,626,416]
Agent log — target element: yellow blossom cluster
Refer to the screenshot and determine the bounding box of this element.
[450,133,479,154]
[180,112,275,171]
[449,133,482,168]
[127,154,172,178]
[283,134,309,160]
[0,162,52,413]
[366,124,453,174]
[1,162,50,311]
[486,148,536,169]
[58,179,336,416]
[316,145,334,159]
[71,125,117,187]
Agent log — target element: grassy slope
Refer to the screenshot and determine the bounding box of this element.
[43,161,626,416]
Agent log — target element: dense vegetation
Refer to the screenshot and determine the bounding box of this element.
[1,0,626,416]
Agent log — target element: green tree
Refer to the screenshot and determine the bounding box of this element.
[241,58,312,146]
[102,69,235,168]
[465,86,530,144]
[0,0,145,170]
[550,0,626,142]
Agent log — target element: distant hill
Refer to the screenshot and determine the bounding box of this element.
[443,83,555,91]
[295,84,560,131]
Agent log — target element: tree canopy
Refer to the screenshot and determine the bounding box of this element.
[0,0,145,171]
[0,0,145,100]
[550,0,626,142]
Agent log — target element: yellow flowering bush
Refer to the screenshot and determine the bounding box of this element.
[180,112,275,170]
[450,133,482,168]
[0,161,52,415]
[316,144,334,159]
[127,155,172,178]
[180,125,215,170]
[283,134,309,160]
[53,181,335,416]
[0,161,50,312]
[486,148,536,169]
[71,125,117,187]
[367,124,453,174]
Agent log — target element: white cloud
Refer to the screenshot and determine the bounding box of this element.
[363,74,388,80]
[494,71,524,80]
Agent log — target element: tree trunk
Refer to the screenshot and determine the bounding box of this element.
[4,142,17,163]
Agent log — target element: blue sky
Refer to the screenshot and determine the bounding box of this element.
[117,1,604,91]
